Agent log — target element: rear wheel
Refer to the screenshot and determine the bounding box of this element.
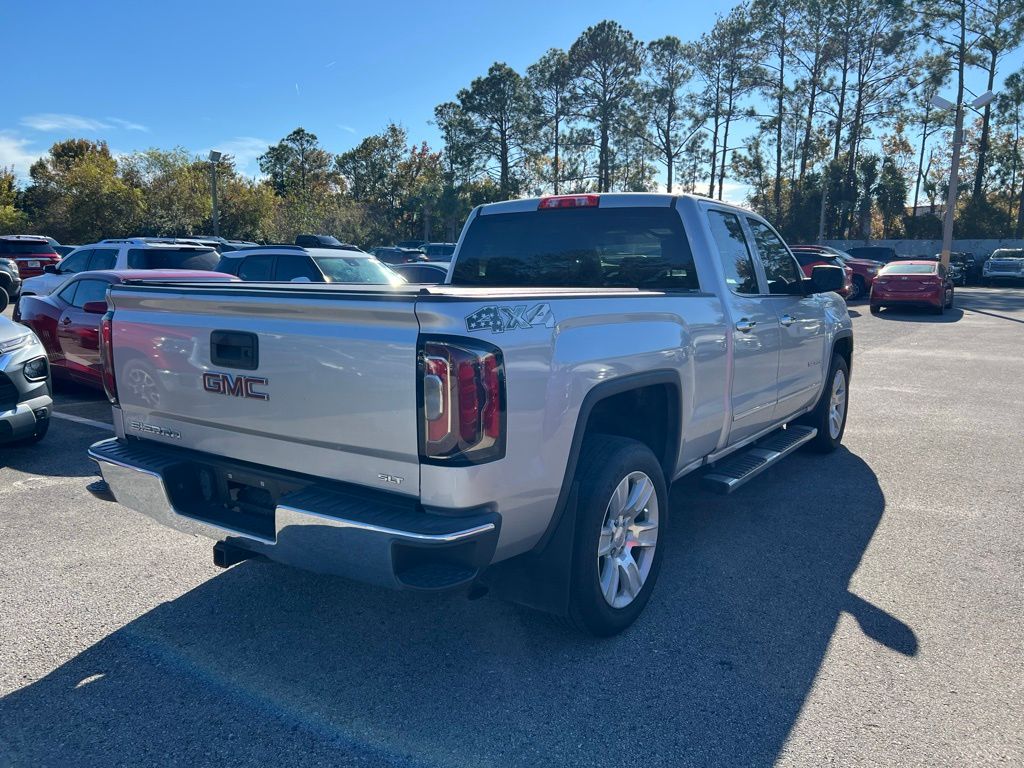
[945,286,954,308]
[0,286,9,314]
[567,436,667,637]
[870,304,881,315]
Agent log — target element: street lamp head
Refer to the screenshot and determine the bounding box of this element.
[208,150,223,163]
[929,95,955,111]
[971,91,996,109]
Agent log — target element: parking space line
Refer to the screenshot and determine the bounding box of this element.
[51,412,114,431]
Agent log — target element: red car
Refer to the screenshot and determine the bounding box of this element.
[791,245,883,300]
[0,235,61,280]
[869,261,955,316]
[790,247,854,299]
[17,270,238,389]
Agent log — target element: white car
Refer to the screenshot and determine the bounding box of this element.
[19,238,220,297]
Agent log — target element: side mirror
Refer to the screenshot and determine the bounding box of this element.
[82,300,108,315]
[43,264,58,274]
[810,264,845,293]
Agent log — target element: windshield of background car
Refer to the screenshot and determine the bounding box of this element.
[313,256,404,285]
[425,244,456,258]
[880,263,936,275]
[991,249,1024,259]
[452,206,699,290]
[127,247,219,270]
[0,241,56,255]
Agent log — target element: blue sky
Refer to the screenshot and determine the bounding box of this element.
[3,0,1022,201]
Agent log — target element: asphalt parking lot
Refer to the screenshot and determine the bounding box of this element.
[1,287,1022,767]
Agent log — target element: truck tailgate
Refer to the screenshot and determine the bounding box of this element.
[108,285,422,495]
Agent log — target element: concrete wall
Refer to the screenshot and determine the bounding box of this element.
[823,239,1024,259]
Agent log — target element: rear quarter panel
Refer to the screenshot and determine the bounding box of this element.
[416,293,728,559]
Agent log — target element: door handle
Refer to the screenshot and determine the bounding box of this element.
[61,317,72,325]
[779,314,795,327]
[735,318,757,333]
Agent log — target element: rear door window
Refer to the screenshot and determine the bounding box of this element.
[274,255,321,282]
[237,254,275,281]
[88,248,118,271]
[706,211,759,294]
[127,247,219,270]
[451,206,700,291]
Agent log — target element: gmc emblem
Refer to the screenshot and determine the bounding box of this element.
[202,372,270,401]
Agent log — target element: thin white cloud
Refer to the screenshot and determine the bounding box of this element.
[325,61,336,69]
[203,137,271,177]
[295,83,300,96]
[107,117,149,132]
[0,133,44,181]
[21,113,149,133]
[338,124,356,134]
[21,113,110,132]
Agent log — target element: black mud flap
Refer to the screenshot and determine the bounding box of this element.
[479,483,579,617]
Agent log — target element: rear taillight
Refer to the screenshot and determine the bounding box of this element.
[99,311,118,405]
[419,337,505,464]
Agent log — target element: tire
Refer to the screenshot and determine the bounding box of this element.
[16,415,49,445]
[869,304,881,315]
[567,435,668,637]
[945,286,954,308]
[933,301,944,315]
[849,277,865,301]
[0,286,8,314]
[799,353,849,454]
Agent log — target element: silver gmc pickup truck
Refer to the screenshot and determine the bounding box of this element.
[88,193,852,635]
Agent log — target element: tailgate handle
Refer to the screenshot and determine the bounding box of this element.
[210,330,259,371]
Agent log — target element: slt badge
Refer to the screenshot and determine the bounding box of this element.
[465,303,555,334]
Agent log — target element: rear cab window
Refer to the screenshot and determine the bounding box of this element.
[451,205,700,291]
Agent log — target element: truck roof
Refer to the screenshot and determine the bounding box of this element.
[476,192,753,216]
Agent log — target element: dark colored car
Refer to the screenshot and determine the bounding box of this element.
[945,252,979,285]
[846,245,899,264]
[388,261,451,284]
[395,239,427,250]
[0,256,21,311]
[372,246,429,265]
[870,261,955,315]
[217,246,404,285]
[17,270,237,390]
[423,242,457,259]
[0,235,62,280]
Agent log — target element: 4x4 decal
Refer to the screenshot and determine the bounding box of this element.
[465,303,555,334]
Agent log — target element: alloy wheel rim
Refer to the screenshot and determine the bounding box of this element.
[828,369,847,440]
[597,471,659,609]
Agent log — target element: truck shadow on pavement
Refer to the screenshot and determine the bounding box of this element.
[0,448,914,768]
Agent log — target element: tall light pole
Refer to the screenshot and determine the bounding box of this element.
[208,150,222,238]
[933,91,995,268]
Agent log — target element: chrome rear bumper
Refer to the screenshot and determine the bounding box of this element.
[88,437,499,591]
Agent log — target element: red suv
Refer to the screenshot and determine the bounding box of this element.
[0,235,62,280]
[791,245,882,301]
[790,247,853,298]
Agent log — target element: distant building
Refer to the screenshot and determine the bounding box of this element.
[906,203,944,219]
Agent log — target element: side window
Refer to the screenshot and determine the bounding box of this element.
[69,279,109,308]
[88,248,118,271]
[59,249,91,274]
[706,211,759,294]
[238,254,275,281]
[58,281,79,305]
[747,219,802,296]
[274,255,320,282]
